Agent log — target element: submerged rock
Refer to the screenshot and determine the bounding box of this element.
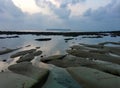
[16,53,35,63]
[98,41,120,46]
[67,67,120,88]
[79,43,104,49]
[0,72,37,88]
[10,49,36,58]
[0,48,21,55]
[8,62,49,80]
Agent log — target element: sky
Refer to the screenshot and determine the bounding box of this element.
[0,0,120,31]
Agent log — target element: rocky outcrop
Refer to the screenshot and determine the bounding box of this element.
[16,53,35,63]
[67,67,120,88]
[66,49,120,64]
[0,72,37,88]
[8,62,49,80]
[10,49,36,58]
[41,55,67,63]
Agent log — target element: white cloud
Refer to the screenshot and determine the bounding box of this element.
[12,0,42,14]
[68,0,112,17]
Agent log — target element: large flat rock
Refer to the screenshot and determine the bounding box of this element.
[67,67,120,88]
[8,62,49,80]
[0,72,36,88]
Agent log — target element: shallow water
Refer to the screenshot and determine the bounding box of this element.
[0,34,120,61]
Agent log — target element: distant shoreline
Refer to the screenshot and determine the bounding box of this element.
[0,30,120,37]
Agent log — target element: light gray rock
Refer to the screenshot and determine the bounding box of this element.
[8,62,49,80]
[67,67,120,88]
[66,49,120,64]
[0,72,37,88]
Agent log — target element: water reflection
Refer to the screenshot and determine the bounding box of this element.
[0,35,120,61]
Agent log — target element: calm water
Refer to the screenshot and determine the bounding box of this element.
[0,34,120,60]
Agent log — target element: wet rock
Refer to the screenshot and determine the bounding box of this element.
[25,45,31,47]
[85,61,120,76]
[64,38,74,41]
[105,46,120,56]
[41,55,67,63]
[35,38,51,41]
[0,48,21,55]
[8,62,49,80]
[45,55,94,68]
[66,49,120,64]
[67,67,120,88]
[0,72,37,88]
[33,50,42,56]
[82,35,103,38]
[16,53,35,63]
[79,43,104,49]
[10,49,36,58]
[98,42,120,46]
[36,47,40,49]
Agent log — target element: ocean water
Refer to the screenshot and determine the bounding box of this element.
[0,34,120,61]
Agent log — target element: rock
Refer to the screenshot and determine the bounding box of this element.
[10,49,36,58]
[85,61,120,76]
[33,50,42,56]
[16,53,35,63]
[66,49,120,64]
[45,55,94,68]
[0,48,21,55]
[35,38,51,41]
[8,62,49,80]
[105,46,120,56]
[41,55,67,63]
[25,45,31,47]
[67,67,120,88]
[0,72,37,88]
[79,43,104,49]
[36,47,40,49]
[42,66,82,88]
[98,42,120,46]
[64,38,74,40]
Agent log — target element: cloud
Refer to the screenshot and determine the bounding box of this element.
[0,0,119,31]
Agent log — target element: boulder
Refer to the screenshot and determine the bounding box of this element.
[67,67,120,88]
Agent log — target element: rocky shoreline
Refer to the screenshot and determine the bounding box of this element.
[0,41,120,88]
